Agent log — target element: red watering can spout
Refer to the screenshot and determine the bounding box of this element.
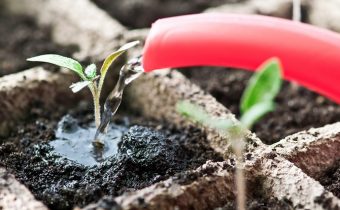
[142,13,340,104]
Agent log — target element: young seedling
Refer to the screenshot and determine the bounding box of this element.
[177,58,282,210]
[27,41,140,141]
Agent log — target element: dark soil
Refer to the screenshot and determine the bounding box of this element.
[0,101,221,210]
[84,193,294,210]
[215,197,293,210]
[81,162,294,210]
[91,0,243,28]
[318,160,340,199]
[181,67,340,144]
[0,12,77,76]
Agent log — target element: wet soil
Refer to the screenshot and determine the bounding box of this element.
[91,0,243,28]
[181,67,340,144]
[0,102,221,210]
[0,12,77,76]
[318,160,340,199]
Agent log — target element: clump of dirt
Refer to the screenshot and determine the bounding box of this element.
[318,160,340,199]
[0,104,221,210]
[0,12,77,76]
[91,0,243,28]
[181,67,340,144]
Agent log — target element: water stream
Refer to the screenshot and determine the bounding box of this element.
[50,57,143,165]
[94,56,143,144]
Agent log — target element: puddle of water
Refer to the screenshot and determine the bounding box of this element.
[49,115,127,166]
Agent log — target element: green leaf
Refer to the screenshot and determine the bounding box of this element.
[27,54,86,79]
[176,101,210,124]
[240,58,282,114]
[208,118,233,132]
[99,41,140,77]
[85,64,97,79]
[69,81,92,93]
[240,101,275,129]
[176,101,233,130]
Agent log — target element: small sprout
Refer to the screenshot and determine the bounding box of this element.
[27,41,140,130]
[178,57,282,131]
[177,57,282,210]
[85,64,97,80]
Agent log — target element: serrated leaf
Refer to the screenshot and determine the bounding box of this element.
[85,64,97,79]
[100,41,140,77]
[240,58,282,114]
[27,54,86,79]
[240,101,275,129]
[69,81,92,93]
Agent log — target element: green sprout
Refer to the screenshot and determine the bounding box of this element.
[27,41,140,128]
[177,57,282,133]
[177,57,282,210]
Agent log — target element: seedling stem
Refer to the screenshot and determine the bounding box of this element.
[27,41,141,146]
[177,58,282,210]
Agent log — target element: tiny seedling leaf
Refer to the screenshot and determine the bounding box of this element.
[100,41,140,77]
[240,58,282,114]
[176,101,210,124]
[85,64,97,79]
[69,81,92,93]
[176,101,233,131]
[208,118,234,133]
[27,54,86,79]
[240,101,275,129]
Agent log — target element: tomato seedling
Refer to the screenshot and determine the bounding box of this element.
[27,41,140,129]
[177,57,282,210]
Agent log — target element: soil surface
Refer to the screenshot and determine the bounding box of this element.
[215,197,293,210]
[0,102,221,210]
[0,12,77,76]
[181,67,340,144]
[81,162,294,210]
[91,0,243,28]
[216,176,295,210]
[318,160,340,199]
